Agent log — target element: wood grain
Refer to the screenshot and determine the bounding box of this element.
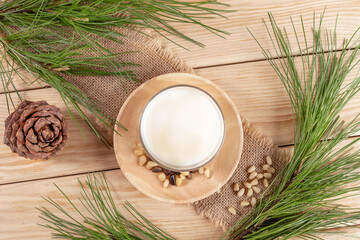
[196,58,360,146]
[158,0,360,68]
[0,88,117,185]
[1,57,359,185]
[114,73,243,203]
[0,170,223,240]
[2,0,360,93]
[0,1,359,238]
[0,150,359,240]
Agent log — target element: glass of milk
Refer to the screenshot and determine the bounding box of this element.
[139,85,225,171]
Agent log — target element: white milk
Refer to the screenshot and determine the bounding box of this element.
[140,86,225,169]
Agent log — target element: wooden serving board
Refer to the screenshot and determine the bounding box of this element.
[114,73,243,203]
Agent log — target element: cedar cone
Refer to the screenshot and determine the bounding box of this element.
[4,100,68,160]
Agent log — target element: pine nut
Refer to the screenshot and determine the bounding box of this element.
[146,161,158,169]
[163,179,169,188]
[264,173,272,178]
[263,179,269,187]
[267,167,275,174]
[237,188,245,197]
[180,174,186,180]
[233,183,240,192]
[176,177,183,186]
[204,169,211,178]
[158,173,166,182]
[251,197,257,206]
[247,188,253,197]
[256,173,263,179]
[243,182,252,188]
[262,164,270,171]
[180,171,189,176]
[253,186,261,193]
[138,155,147,166]
[240,201,250,207]
[133,148,144,156]
[228,207,237,215]
[249,171,257,180]
[247,165,256,173]
[266,156,272,165]
[250,179,258,186]
[198,167,205,174]
[136,142,143,147]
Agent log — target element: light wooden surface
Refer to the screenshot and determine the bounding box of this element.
[1,1,360,239]
[114,73,243,203]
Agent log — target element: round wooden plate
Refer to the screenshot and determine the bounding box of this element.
[114,73,243,203]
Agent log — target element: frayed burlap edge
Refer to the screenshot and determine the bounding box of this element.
[124,29,195,75]
[193,116,285,232]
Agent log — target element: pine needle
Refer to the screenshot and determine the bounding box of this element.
[221,11,360,240]
[38,173,176,240]
[0,0,231,147]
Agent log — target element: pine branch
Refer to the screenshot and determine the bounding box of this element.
[0,0,231,147]
[39,173,177,240]
[221,11,360,240]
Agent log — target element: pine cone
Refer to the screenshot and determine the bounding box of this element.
[4,100,68,160]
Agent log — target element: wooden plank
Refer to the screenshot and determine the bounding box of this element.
[294,226,360,240]
[0,170,223,240]
[1,0,360,93]
[158,0,360,68]
[0,88,118,185]
[0,168,359,240]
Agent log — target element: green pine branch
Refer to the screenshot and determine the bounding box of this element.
[0,0,231,147]
[221,11,360,240]
[39,173,177,240]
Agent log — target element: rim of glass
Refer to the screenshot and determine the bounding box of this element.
[138,84,226,172]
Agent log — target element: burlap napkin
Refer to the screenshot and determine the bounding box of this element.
[63,29,282,231]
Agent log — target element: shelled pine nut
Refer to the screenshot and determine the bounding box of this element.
[138,155,147,166]
[233,183,240,192]
[266,156,272,165]
[243,182,252,188]
[247,188,253,197]
[263,179,269,187]
[262,164,270,171]
[247,165,256,173]
[249,171,257,180]
[237,188,245,197]
[163,179,169,188]
[204,169,211,178]
[251,197,257,206]
[198,167,205,174]
[267,167,275,174]
[253,186,261,193]
[250,179,258,186]
[146,161,158,169]
[240,201,250,207]
[257,173,263,179]
[158,173,166,182]
[180,172,189,176]
[176,177,183,186]
[134,148,144,156]
[264,173,272,179]
[228,207,237,215]
[180,174,186,180]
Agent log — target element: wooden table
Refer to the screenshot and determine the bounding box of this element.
[1,1,360,239]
